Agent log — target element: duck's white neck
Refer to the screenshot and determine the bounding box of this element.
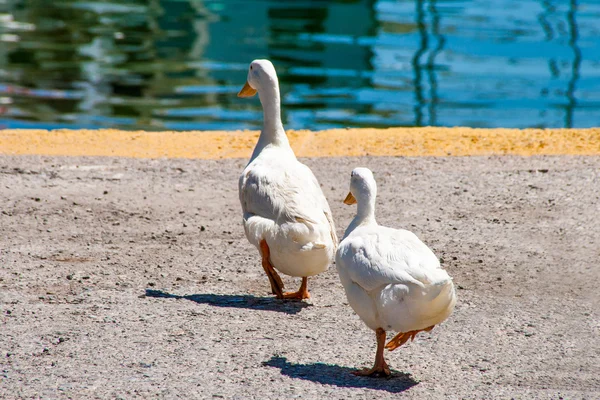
[251,83,291,159]
[344,195,377,238]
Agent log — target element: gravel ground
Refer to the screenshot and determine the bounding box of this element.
[0,154,599,399]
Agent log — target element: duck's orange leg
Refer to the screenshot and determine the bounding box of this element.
[353,328,391,377]
[259,240,284,298]
[282,276,310,300]
[385,325,435,351]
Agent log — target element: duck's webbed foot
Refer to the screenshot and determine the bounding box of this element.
[353,328,391,377]
[385,325,435,351]
[352,363,391,377]
[282,277,310,300]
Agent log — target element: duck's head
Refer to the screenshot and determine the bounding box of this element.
[238,59,279,98]
[344,167,377,205]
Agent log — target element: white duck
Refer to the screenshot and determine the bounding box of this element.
[237,59,337,300]
[336,168,456,376]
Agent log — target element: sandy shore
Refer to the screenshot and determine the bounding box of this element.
[1,129,599,398]
[1,127,599,159]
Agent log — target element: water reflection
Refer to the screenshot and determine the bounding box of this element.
[0,0,598,130]
[425,0,443,126]
[565,0,581,128]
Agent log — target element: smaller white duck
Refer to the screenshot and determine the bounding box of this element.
[336,168,456,376]
[237,59,337,300]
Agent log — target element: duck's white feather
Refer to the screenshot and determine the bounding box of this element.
[337,226,455,332]
[336,167,455,334]
[240,148,337,277]
[238,60,337,278]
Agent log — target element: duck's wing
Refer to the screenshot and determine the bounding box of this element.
[240,161,331,226]
[337,228,443,292]
[239,164,283,222]
[323,208,338,250]
[297,162,338,246]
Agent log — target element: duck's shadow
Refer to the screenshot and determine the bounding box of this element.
[263,356,419,393]
[145,289,310,314]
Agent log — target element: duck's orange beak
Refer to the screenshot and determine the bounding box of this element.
[343,192,357,205]
[237,81,257,98]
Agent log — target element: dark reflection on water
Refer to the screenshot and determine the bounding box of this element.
[0,0,599,130]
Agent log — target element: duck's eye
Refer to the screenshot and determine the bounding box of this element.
[250,65,253,70]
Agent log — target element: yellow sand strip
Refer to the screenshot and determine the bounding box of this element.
[0,128,599,159]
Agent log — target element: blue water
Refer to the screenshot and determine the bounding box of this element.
[0,0,599,131]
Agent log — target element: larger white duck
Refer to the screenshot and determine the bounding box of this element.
[237,59,337,300]
[336,167,456,376]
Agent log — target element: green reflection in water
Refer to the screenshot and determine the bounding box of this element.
[0,0,598,130]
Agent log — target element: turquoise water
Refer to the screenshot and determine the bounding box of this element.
[0,0,599,130]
